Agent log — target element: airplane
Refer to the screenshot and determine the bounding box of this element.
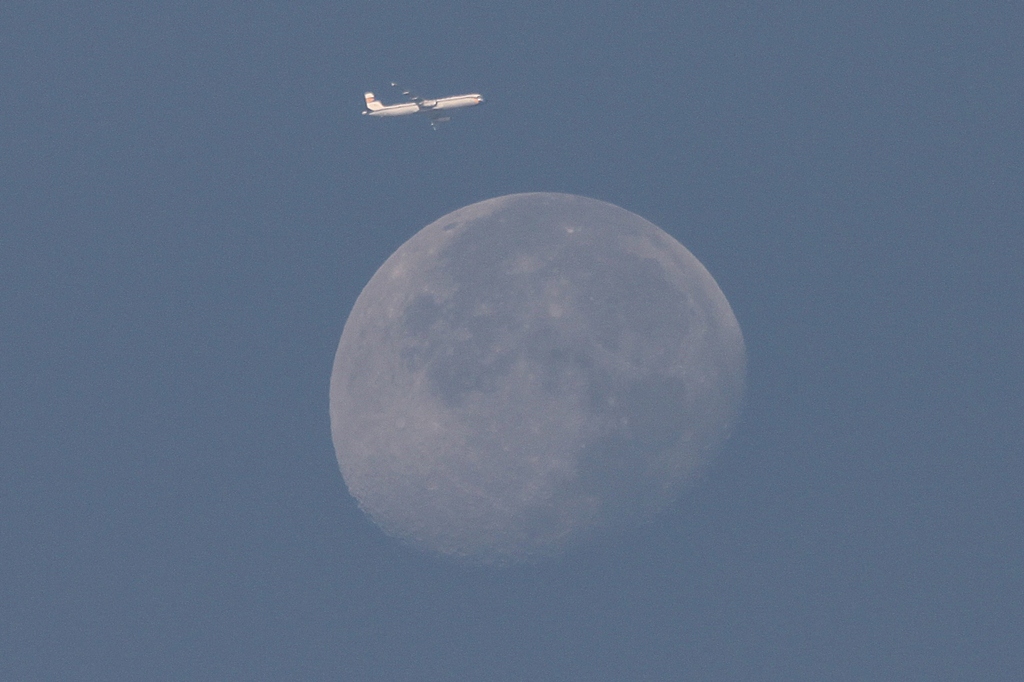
[362,83,485,129]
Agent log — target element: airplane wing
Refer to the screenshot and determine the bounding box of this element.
[429,115,452,130]
[390,82,423,104]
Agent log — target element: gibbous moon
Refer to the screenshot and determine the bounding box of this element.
[330,193,745,562]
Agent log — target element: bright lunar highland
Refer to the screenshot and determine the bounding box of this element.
[330,193,745,562]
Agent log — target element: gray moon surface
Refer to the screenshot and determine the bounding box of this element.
[330,193,745,562]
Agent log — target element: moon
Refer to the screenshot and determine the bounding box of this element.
[330,193,745,562]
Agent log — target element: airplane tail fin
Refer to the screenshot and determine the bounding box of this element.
[363,92,385,111]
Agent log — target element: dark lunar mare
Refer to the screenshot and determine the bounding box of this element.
[331,193,745,562]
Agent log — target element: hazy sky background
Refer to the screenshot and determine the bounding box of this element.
[2,2,1021,679]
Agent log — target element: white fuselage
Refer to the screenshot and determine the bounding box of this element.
[364,93,485,118]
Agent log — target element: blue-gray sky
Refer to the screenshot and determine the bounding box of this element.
[2,2,1021,679]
